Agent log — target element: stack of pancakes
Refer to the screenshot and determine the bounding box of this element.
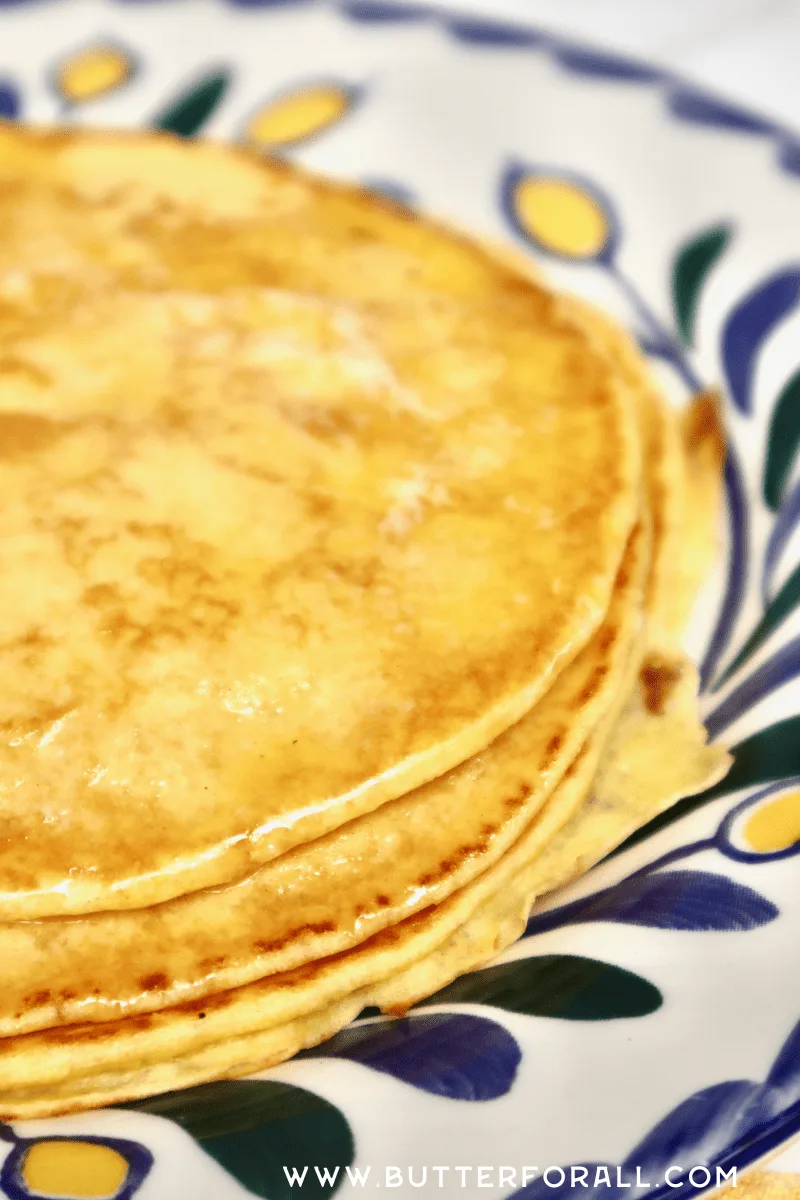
[0,125,729,1117]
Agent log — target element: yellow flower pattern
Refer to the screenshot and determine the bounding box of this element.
[20,1140,129,1199]
[53,44,135,106]
[743,789,800,853]
[509,174,613,261]
[243,82,355,150]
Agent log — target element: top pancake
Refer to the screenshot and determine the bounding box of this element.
[0,125,639,917]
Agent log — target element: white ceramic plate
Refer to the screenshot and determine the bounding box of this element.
[0,3,799,1198]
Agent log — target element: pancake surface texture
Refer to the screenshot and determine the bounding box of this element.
[0,648,728,1119]
[0,124,640,917]
[0,299,729,1118]
[0,124,730,1118]
[0,521,645,1035]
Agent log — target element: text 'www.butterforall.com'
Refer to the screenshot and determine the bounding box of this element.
[282,1165,738,1190]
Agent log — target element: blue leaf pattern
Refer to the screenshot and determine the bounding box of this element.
[780,140,800,177]
[622,1081,765,1178]
[667,88,778,136]
[524,870,778,937]
[225,0,306,7]
[444,17,541,47]
[339,0,426,21]
[303,1013,521,1101]
[551,47,661,82]
[0,80,19,117]
[721,269,800,415]
[511,1021,800,1200]
[760,1020,800,1115]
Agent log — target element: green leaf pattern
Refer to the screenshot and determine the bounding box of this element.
[671,224,731,346]
[415,954,662,1021]
[763,368,800,511]
[125,1079,354,1199]
[152,70,230,137]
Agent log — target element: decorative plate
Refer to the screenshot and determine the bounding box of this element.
[1,2,800,1198]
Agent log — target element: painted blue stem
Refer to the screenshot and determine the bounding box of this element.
[701,446,750,691]
[609,264,703,393]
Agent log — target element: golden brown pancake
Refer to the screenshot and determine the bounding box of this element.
[0,297,728,1117]
[0,302,676,1038]
[0,647,728,1119]
[0,124,641,918]
[0,432,726,1119]
[0,127,728,1118]
[0,516,646,1037]
[0,668,643,1104]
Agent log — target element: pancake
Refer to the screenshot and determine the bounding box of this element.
[0,124,641,918]
[673,389,727,637]
[0,127,727,1116]
[0,298,676,1037]
[0,492,726,1118]
[474,252,722,640]
[0,645,729,1119]
[0,654,637,1106]
[0,517,646,1037]
[0,296,729,1115]
[374,656,729,1011]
